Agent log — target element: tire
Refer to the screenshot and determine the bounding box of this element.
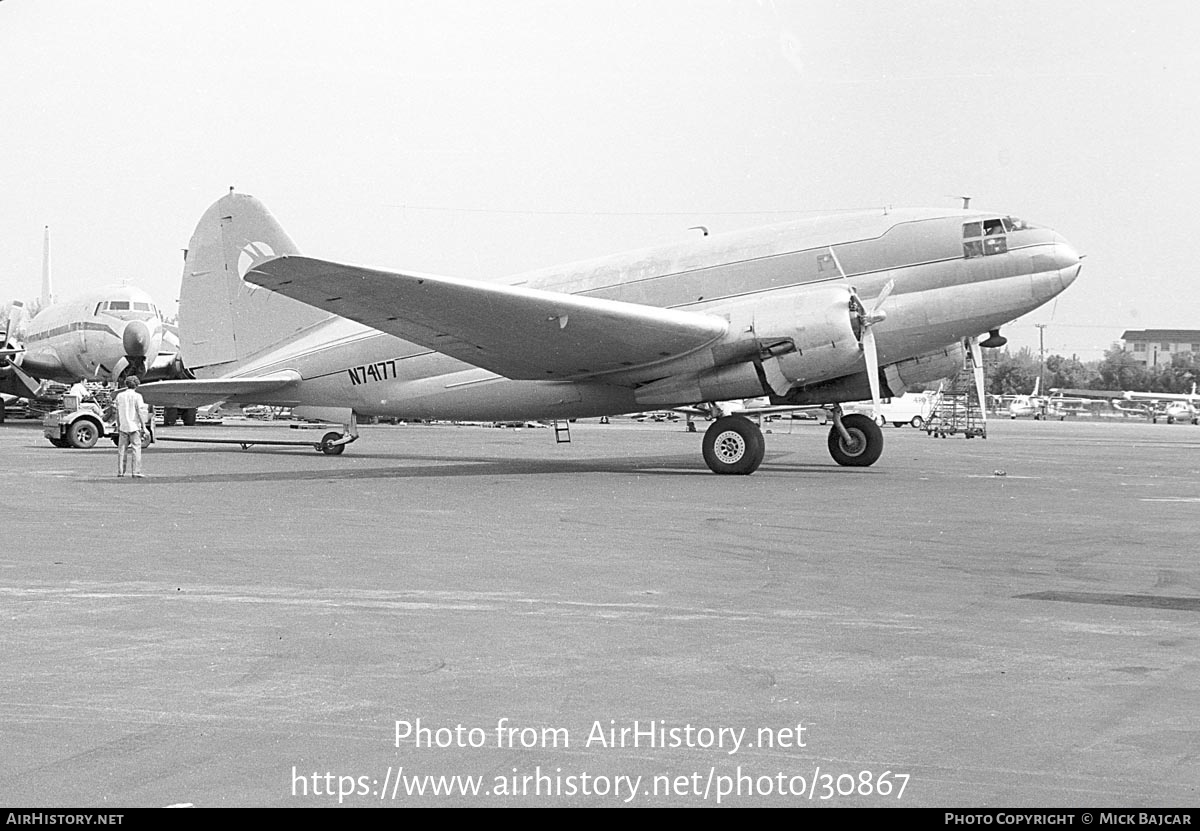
[67,419,100,449]
[910,415,924,429]
[182,408,197,426]
[48,437,69,448]
[702,416,765,475]
[162,407,179,426]
[319,431,346,455]
[827,413,884,467]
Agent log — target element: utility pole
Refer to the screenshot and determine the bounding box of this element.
[1035,323,1047,394]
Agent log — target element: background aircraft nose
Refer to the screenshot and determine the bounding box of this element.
[122,319,153,357]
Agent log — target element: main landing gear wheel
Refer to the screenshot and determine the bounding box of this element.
[702,416,765,475]
[828,413,883,467]
[319,431,346,455]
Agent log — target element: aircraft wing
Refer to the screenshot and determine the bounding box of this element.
[245,256,729,381]
[140,371,301,407]
[1123,391,1197,403]
[1056,387,1198,404]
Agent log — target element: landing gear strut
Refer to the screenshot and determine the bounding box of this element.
[827,407,884,467]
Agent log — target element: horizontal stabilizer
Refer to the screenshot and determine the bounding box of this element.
[245,256,729,380]
[140,370,301,408]
[0,361,43,399]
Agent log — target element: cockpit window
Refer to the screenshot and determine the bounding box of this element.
[109,301,130,310]
[133,302,150,311]
[963,218,1008,258]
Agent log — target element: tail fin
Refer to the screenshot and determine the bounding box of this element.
[179,191,331,374]
[41,226,53,308]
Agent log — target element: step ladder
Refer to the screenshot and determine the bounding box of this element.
[926,363,987,439]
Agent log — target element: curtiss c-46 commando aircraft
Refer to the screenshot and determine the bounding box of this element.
[141,194,1081,474]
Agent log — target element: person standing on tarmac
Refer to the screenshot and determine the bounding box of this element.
[115,376,148,478]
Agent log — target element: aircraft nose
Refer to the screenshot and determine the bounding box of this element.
[1052,234,1083,289]
[122,319,152,357]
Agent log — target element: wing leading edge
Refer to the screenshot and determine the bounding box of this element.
[245,256,729,381]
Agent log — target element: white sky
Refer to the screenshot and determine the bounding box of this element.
[2,0,1198,360]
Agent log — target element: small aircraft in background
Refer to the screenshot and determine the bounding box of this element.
[1051,384,1199,424]
[1122,383,1199,424]
[1007,378,1069,420]
[1006,378,1095,420]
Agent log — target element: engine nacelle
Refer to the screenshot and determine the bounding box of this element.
[758,285,862,388]
[634,285,866,408]
[778,342,966,406]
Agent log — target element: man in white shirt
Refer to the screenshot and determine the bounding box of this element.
[67,381,89,403]
[115,376,148,478]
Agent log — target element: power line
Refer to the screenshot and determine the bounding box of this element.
[382,204,883,218]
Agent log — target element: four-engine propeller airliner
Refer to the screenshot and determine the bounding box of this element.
[1,231,183,401]
[140,193,1081,474]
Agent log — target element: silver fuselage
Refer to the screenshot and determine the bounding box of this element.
[192,209,1080,420]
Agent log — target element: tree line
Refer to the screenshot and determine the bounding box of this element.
[986,344,1198,395]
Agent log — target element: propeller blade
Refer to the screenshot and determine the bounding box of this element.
[864,326,882,419]
[969,336,987,424]
[869,278,895,317]
[3,304,22,346]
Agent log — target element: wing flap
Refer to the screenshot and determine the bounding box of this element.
[245,256,728,380]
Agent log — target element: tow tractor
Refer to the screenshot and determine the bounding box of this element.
[42,391,136,449]
[44,395,356,454]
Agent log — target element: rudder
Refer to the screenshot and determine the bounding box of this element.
[179,192,331,375]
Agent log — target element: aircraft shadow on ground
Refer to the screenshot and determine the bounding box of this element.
[93,448,875,483]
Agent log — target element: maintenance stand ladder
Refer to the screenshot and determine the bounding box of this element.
[926,366,987,439]
[553,419,572,443]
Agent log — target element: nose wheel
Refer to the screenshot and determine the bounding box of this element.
[702,416,765,475]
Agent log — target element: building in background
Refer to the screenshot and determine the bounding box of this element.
[1120,329,1200,367]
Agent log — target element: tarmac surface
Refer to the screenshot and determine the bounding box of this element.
[1,415,1197,807]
